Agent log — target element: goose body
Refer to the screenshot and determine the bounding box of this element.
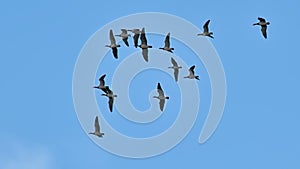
[197,20,214,39]
[153,83,169,111]
[105,29,121,59]
[184,65,200,80]
[168,57,182,82]
[253,17,270,39]
[159,32,174,53]
[89,116,104,137]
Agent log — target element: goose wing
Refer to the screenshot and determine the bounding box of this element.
[142,48,148,62]
[159,99,165,111]
[112,47,118,59]
[99,74,106,87]
[133,34,140,48]
[171,57,178,67]
[189,65,196,76]
[108,97,113,112]
[258,17,266,23]
[164,32,171,48]
[261,26,267,39]
[94,116,100,133]
[109,29,116,45]
[203,20,210,33]
[123,37,129,47]
[157,83,165,97]
[174,69,179,82]
[140,27,147,45]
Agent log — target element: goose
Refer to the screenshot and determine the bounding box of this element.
[138,27,152,62]
[253,17,270,39]
[115,29,131,47]
[101,86,117,112]
[89,116,104,137]
[159,32,174,53]
[153,83,169,111]
[197,20,214,39]
[168,57,182,82]
[184,65,200,80]
[105,29,121,59]
[93,74,108,93]
[127,29,141,48]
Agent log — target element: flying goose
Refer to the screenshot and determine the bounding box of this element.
[93,74,108,93]
[89,116,104,137]
[138,27,152,62]
[197,20,214,39]
[115,29,131,47]
[127,29,141,48]
[105,29,121,59]
[253,17,270,39]
[101,86,117,112]
[184,65,200,80]
[153,83,169,111]
[168,57,182,82]
[159,32,174,53]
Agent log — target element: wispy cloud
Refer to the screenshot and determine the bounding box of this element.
[0,139,56,169]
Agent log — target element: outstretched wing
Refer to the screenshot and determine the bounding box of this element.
[108,97,113,112]
[140,27,147,45]
[203,20,210,33]
[189,65,196,75]
[157,83,165,97]
[94,116,100,133]
[133,34,140,48]
[142,48,148,62]
[109,29,116,45]
[159,99,165,111]
[258,17,266,22]
[261,26,267,39]
[112,47,118,59]
[99,74,106,87]
[174,69,179,82]
[164,33,170,48]
[171,57,178,67]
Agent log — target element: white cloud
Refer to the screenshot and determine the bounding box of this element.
[0,141,56,169]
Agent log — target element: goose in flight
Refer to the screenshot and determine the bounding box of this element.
[168,57,182,82]
[89,116,104,137]
[159,32,174,53]
[115,29,131,47]
[253,17,270,39]
[197,19,214,39]
[184,65,200,80]
[105,29,121,59]
[101,86,117,112]
[128,29,141,48]
[93,74,108,93]
[153,83,169,111]
[138,27,152,62]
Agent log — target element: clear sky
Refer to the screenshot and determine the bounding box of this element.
[1,0,299,168]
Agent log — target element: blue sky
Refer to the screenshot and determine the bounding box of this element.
[1,0,299,168]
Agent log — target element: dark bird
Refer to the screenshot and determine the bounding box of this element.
[89,116,104,137]
[115,29,131,47]
[105,29,121,59]
[168,57,182,82]
[159,32,174,53]
[93,74,108,93]
[197,19,214,39]
[128,29,141,48]
[253,17,270,39]
[101,86,117,112]
[138,27,152,62]
[184,65,200,80]
[153,83,169,111]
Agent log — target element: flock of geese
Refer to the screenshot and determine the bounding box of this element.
[89,17,270,137]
